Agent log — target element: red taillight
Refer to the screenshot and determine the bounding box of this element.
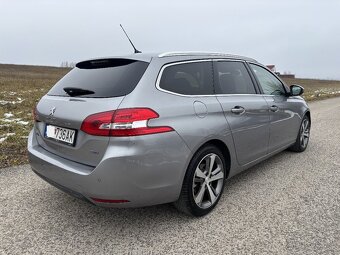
[80,108,174,137]
[80,110,115,136]
[33,106,40,122]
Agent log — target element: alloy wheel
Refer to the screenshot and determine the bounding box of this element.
[300,118,310,148]
[192,153,224,209]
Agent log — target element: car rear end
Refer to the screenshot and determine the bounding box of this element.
[28,55,192,207]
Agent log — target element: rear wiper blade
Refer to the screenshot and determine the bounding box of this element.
[63,87,95,97]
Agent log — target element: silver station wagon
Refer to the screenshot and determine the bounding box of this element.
[28,52,311,216]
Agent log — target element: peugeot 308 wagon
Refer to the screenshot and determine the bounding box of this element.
[28,52,311,216]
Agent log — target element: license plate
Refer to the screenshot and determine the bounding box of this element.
[45,124,76,146]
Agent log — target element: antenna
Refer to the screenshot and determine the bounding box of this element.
[120,24,141,54]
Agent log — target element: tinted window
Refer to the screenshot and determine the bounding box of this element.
[48,59,149,98]
[159,61,214,95]
[250,64,286,95]
[214,61,256,94]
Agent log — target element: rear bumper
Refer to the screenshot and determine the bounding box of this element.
[28,129,192,208]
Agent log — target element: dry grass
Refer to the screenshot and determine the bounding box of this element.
[0,64,69,168]
[1,64,340,168]
[281,77,340,101]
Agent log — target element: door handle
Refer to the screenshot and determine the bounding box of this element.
[231,106,245,115]
[270,105,279,112]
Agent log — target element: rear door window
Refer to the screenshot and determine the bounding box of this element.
[48,59,149,98]
[159,61,214,95]
[214,61,256,94]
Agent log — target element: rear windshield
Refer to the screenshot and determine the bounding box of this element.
[47,59,149,98]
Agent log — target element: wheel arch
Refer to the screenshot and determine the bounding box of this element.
[194,139,231,179]
[305,110,311,124]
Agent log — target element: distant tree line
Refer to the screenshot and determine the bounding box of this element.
[60,61,76,68]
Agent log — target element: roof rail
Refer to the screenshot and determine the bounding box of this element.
[158,51,257,62]
[159,51,228,57]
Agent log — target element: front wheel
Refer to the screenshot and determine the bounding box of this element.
[289,115,311,152]
[174,145,226,217]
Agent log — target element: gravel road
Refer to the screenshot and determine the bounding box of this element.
[1,97,340,255]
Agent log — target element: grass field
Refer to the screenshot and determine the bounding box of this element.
[1,63,340,168]
[0,64,69,168]
[281,77,340,101]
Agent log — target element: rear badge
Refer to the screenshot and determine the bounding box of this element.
[49,107,56,116]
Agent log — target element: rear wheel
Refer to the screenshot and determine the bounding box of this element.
[289,115,311,152]
[174,145,226,216]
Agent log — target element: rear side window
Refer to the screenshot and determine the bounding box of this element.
[48,59,149,98]
[214,61,256,94]
[159,61,214,95]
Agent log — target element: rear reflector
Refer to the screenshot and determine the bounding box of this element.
[80,108,174,137]
[91,198,130,203]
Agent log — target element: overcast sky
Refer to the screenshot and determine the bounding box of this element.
[1,0,339,79]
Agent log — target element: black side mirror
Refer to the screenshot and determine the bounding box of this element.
[290,84,304,96]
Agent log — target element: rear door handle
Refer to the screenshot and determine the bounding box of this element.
[270,105,279,112]
[231,106,245,115]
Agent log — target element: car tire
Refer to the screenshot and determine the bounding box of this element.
[174,145,226,217]
[289,114,311,152]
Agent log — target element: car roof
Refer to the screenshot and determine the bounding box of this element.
[77,51,258,64]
